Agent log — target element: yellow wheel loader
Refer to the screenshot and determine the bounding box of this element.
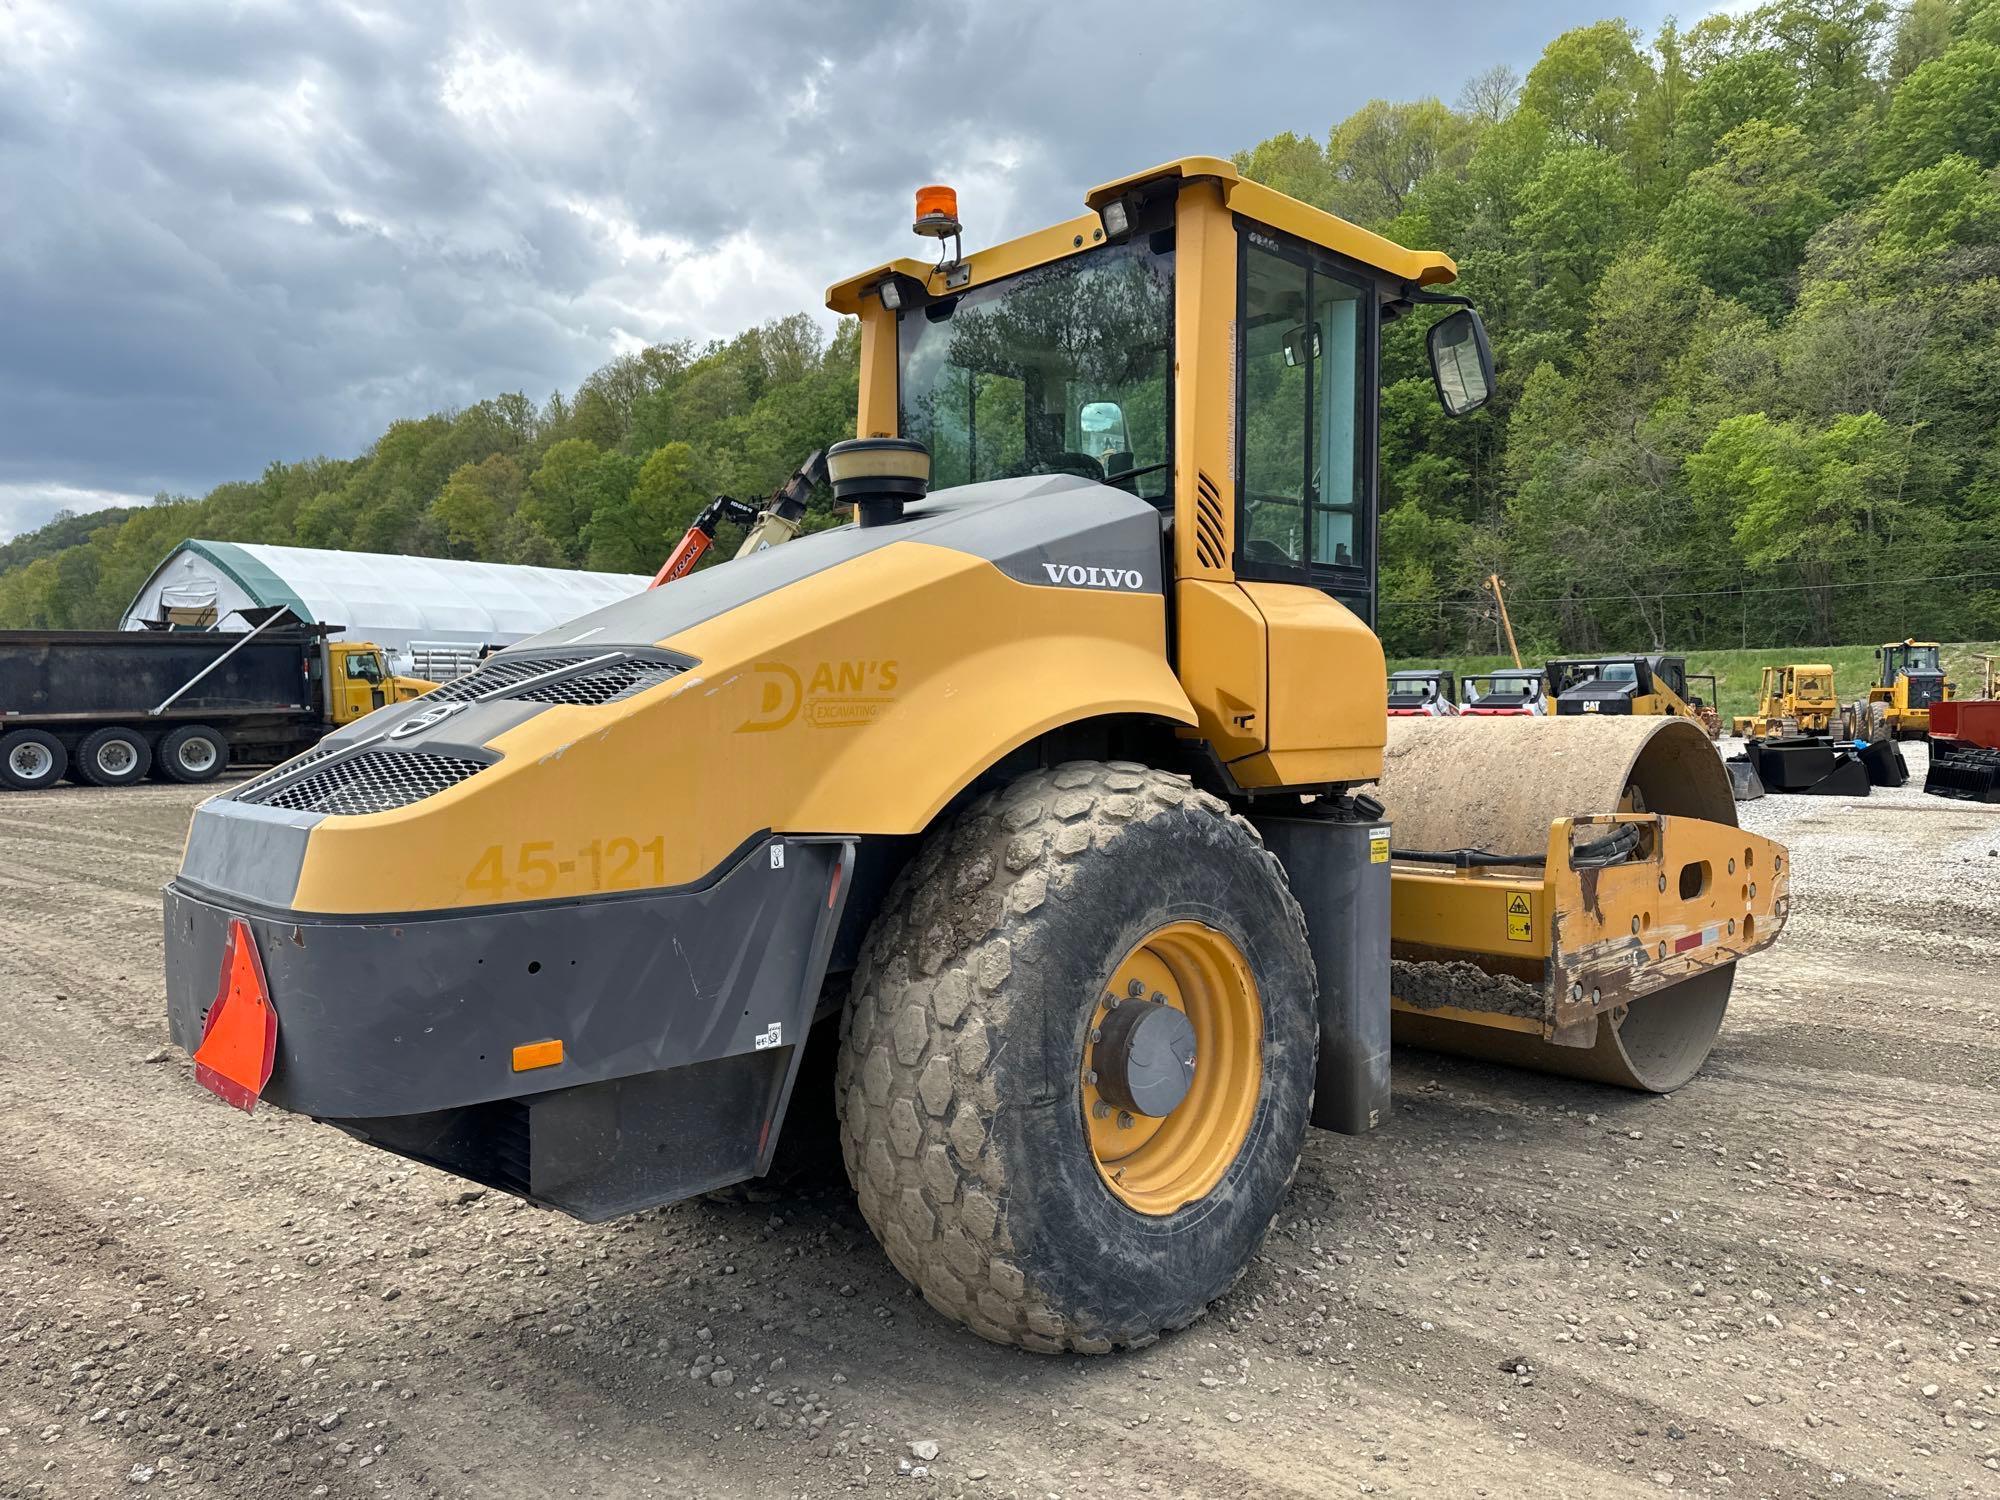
[1854,640,1950,739]
[1733,663,1839,740]
[163,159,1789,1354]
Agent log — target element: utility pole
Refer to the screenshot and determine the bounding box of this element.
[1487,574,1522,668]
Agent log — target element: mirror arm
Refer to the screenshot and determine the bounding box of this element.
[1402,287,1477,309]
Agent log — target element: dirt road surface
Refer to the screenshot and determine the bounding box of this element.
[3,754,1996,1498]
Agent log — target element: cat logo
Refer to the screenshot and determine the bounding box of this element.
[738,659,900,732]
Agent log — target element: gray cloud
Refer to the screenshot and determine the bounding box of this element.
[0,0,1676,538]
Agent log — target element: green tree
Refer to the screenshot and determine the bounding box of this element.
[1877,40,2000,177]
[1520,20,1655,154]
[1659,120,1835,315]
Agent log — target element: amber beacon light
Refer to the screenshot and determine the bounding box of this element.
[912,184,961,239]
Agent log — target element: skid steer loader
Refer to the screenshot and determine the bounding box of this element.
[164,158,1789,1354]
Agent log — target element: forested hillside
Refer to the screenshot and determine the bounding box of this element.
[4,1,1997,655]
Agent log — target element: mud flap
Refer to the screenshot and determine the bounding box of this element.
[1249,811,1391,1136]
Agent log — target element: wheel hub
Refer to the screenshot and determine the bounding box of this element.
[1080,921,1262,1217]
[1091,999,1196,1118]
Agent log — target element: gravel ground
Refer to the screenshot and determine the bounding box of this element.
[2,758,1996,1499]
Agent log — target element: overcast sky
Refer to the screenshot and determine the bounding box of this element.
[0,0,1686,540]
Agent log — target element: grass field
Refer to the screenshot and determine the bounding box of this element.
[1389,641,2000,722]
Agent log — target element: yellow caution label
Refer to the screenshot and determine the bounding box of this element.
[1369,826,1390,864]
[1505,891,1533,942]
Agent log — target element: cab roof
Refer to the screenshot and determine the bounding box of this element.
[826,155,1459,315]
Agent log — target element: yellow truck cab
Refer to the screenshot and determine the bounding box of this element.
[326,641,432,724]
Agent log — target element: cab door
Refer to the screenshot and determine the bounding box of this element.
[329,646,389,724]
[1222,227,1384,788]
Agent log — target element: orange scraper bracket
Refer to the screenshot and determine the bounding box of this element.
[192,918,278,1113]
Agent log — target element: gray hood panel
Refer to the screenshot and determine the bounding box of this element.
[511,474,1167,653]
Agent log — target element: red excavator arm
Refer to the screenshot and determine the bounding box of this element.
[648,450,829,589]
[649,496,759,588]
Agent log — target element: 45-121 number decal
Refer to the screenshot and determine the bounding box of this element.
[465,837,666,898]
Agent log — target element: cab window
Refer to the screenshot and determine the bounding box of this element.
[1236,230,1375,614]
[897,238,1175,502]
[346,652,384,683]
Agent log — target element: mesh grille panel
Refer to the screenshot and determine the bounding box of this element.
[425,653,681,706]
[241,750,488,816]
[233,739,344,801]
[426,654,595,702]
[515,660,681,705]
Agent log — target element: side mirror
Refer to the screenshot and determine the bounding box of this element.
[1427,307,1494,417]
[1079,400,1129,454]
[1281,325,1320,369]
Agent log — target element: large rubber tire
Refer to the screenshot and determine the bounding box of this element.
[835,760,1317,1353]
[75,726,153,787]
[157,724,228,784]
[0,729,68,791]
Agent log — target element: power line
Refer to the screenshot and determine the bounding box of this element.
[1381,569,2000,611]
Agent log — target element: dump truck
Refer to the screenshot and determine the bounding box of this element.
[162,158,1790,1354]
[1386,667,1459,716]
[1733,663,1838,739]
[0,612,431,790]
[1854,640,1950,739]
[1460,667,1548,716]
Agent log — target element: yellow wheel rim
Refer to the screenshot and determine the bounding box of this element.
[1082,921,1262,1216]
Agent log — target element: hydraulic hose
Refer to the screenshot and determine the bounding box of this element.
[1391,822,1644,871]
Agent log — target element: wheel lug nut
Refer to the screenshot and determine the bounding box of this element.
[1089,1027,1102,1043]
[1084,1069,1098,1086]
[1116,1111,1135,1130]
[1126,979,1145,999]
[1092,1100,1112,1119]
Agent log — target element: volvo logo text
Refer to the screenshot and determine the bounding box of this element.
[1041,563,1145,590]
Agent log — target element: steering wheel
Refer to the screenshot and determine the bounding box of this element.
[1245,536,1295,564]
[1008,451,1104,481]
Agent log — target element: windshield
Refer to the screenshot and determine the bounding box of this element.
[898,239,1174,503]
[1471,676,1533,700]
[1902,646,1941,673]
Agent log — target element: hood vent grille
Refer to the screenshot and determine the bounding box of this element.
[239,749,490,817]
[426,652,684,707]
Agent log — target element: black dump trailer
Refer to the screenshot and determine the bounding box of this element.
[0,612,336,791]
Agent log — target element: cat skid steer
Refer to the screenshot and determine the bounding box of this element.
[164,159,1789,1354]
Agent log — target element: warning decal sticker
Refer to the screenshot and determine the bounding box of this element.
[1505,891,1533,943]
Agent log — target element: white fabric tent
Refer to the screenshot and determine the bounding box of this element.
[123,541,650,676]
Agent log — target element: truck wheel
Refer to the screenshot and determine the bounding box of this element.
[75,726,154,787]
[157,724,228,784]
[835,761,1317,1353]
[0,729,68,790]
